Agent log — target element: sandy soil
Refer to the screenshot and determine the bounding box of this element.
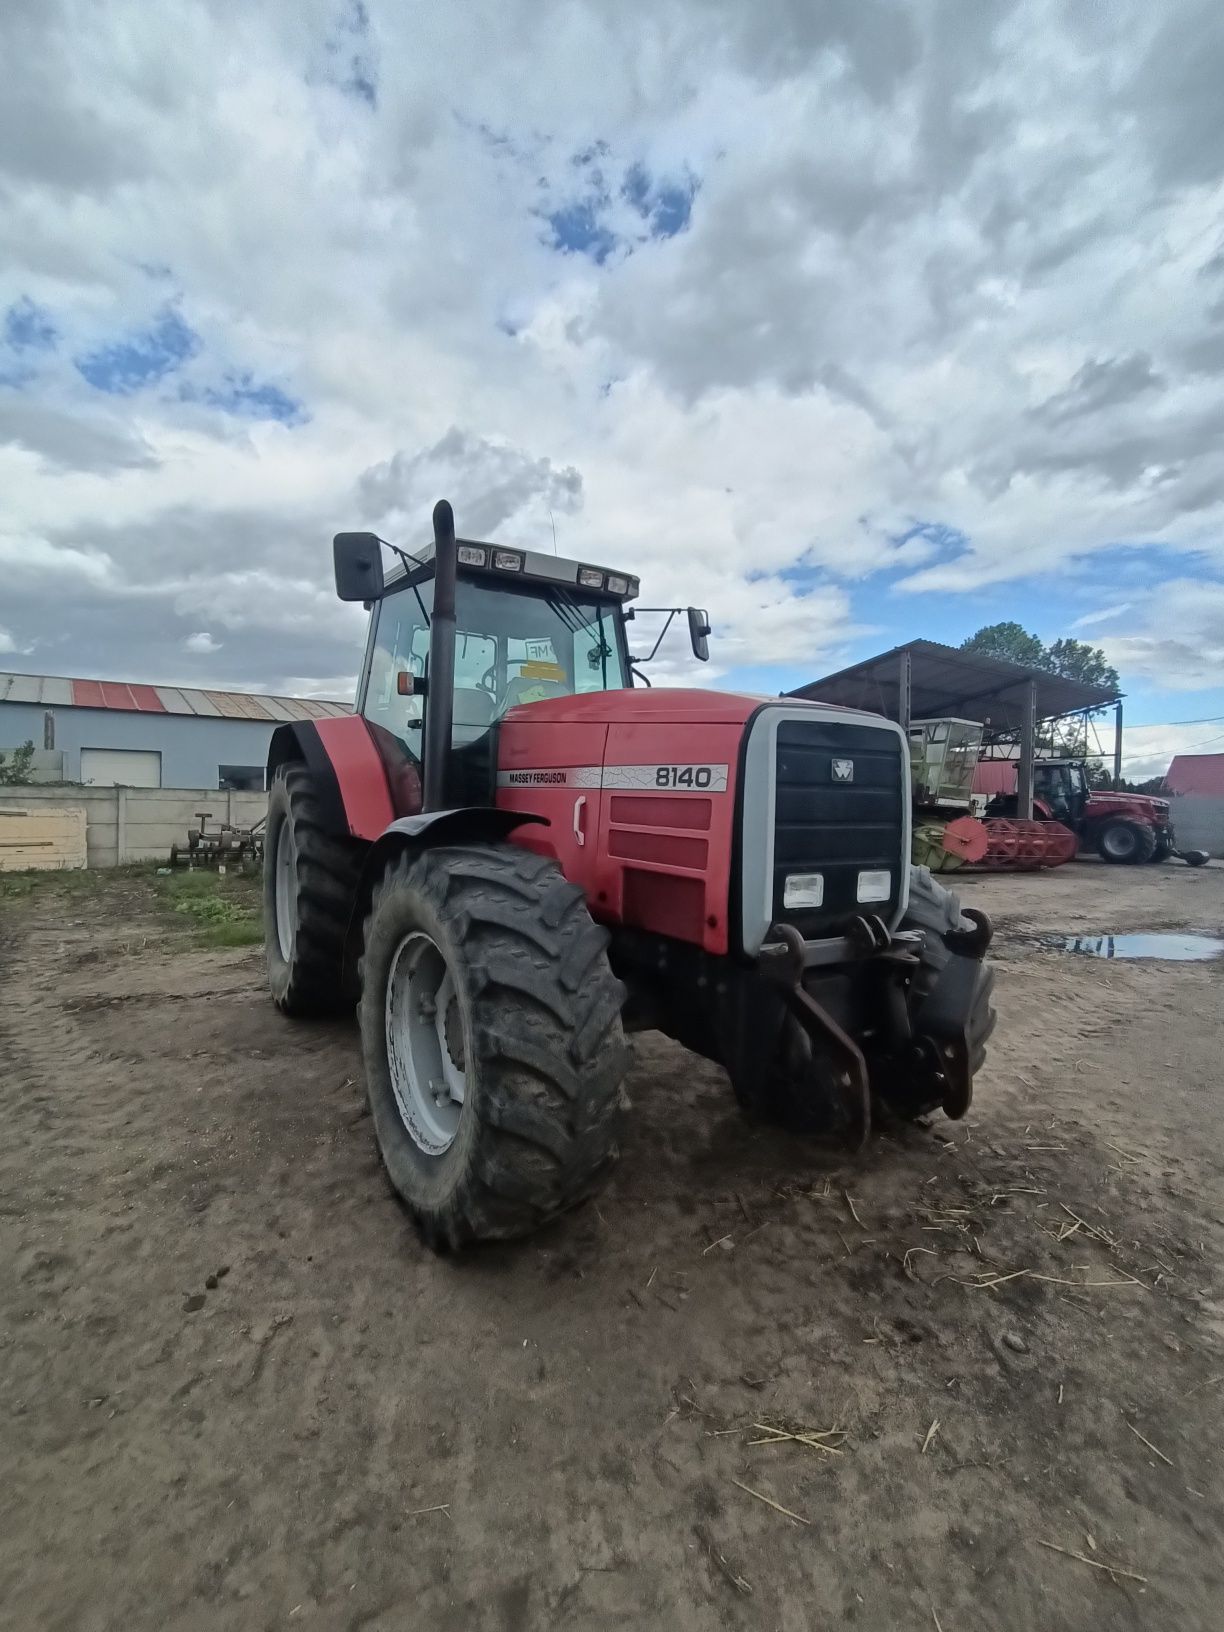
[2,858,1223,1632]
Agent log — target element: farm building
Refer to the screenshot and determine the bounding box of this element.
[0,671,350,790]
[1166,753,1224,797]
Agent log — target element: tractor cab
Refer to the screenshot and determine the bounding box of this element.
[335,524,709,812]
[1032,758,1090,824]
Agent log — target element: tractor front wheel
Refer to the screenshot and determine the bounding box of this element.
[264,764,362,1015]
[359,844,628,1248]
[1097,819,1157,865]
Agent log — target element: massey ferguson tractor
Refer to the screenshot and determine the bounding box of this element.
[263,501,996,1248]
[976,759,1205,866]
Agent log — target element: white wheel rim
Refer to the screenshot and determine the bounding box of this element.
[274,819,295,960]
[1104,827,1133,858]
[384,932,466,1155]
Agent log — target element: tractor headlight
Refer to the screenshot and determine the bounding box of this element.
[606,574,629,595]
[457,544,487,567]
[577,567,604,590]
[493,549,524,572]
[856,870,891,904]
[783,872,824,909]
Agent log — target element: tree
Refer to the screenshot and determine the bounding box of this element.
[0,740,36,785]
[960,623,1119,692]
[960,621,1047,669]
[1043,637,1119,692]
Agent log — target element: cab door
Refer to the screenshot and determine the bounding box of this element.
[495,717,608,902]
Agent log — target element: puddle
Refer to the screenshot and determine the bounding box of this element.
[1051,933,1224,962]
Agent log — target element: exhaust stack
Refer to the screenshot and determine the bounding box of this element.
[422,499,457,812]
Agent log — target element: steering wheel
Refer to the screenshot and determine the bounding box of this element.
[478,664,499,698]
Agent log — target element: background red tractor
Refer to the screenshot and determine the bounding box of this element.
[976,759,1205,865]
[263,501,996,1248]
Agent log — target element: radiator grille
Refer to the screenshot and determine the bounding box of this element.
[770,718,905,938]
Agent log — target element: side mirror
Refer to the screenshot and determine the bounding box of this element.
[687,607,712,663]
[333,532,385,602]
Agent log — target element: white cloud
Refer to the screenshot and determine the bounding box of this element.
[0,0,1223,701]
[1099,580,1224,691]
[183,631,220,653]
[1115,722,1224,782]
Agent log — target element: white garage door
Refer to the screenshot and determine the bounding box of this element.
[80,748,162,788]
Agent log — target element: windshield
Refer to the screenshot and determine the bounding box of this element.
[451,577,625,711]
[362,574,626,756]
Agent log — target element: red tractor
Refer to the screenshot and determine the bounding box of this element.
[264,501,996,1247]
[979,759,1203,865]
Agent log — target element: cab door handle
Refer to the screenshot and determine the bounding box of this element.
[573,795,587,847]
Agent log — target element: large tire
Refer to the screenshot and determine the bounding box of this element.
[873,867,997,1121]
[1097,819,1157,865]
[264,764,362,1016]
[359,843,628,1248]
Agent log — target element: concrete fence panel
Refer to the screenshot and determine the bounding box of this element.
[0,785,268,867]
[1171,794,1224,859]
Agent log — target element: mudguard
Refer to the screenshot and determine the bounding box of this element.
[341,807,550,992]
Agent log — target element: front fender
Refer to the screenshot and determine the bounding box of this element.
[342,807,549,991]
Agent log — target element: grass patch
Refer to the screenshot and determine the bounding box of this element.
[0,864,143,903]
[153,868,263,948]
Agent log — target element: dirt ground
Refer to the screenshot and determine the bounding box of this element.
[2,858,1223,1632]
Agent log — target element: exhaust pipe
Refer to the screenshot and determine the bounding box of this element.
[422,499,456,812]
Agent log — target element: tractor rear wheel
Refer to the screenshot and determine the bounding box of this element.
[1097,819,1157,865]
[359,843,628,1248]
[264,764,362,1016]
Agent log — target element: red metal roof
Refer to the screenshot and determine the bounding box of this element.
[1166,754,1224,797]
[0,670,350,720]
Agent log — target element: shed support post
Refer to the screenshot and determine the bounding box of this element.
[1017,681,1037,820]
[898,649,912,734]
[1113,702,1123,790]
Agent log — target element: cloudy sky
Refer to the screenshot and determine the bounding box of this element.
[3,0,1224,778]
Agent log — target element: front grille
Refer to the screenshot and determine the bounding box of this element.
[770,718,905,938]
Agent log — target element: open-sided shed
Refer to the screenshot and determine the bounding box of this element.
[789,639,1121,818]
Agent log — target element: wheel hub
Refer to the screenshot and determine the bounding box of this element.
[384,932,467,1155]
[274,819,295,961]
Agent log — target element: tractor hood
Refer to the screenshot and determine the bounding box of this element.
[1089,789,1170,813]
[501,687,880,728]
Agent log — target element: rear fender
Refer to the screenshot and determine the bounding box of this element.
[342,808,550,992]
[267,716,393,840]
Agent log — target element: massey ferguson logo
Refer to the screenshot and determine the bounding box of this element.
[832,758,855,783]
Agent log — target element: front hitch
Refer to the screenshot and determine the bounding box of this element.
[761,922,878,1153]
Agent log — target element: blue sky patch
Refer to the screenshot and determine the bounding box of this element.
[546,200,619,264]
[622,162,697,239]
[5,298,57,352]
[184,372,305,424]
[76,307,199,394]
[542,151,698,263]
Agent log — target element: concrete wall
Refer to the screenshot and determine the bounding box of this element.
[1171,794,1224,858]
[0,785,267,868]
[0,701,280,789]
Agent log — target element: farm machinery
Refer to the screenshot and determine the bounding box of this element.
[261,500,996,1249]
[976,758,1207,866]
[908,719,1077,872]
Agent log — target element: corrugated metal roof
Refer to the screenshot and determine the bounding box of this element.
[790,639,1120,735]
[0,670,350,721]
[1166,754,1224,797]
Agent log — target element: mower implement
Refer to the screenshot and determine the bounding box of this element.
[263,501,998,1247]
